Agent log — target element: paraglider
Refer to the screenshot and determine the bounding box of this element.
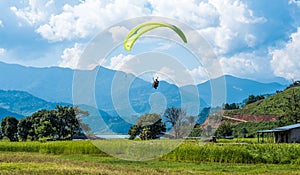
[124,21,187,51]
[124,21,187,89]
[152,77,159,89]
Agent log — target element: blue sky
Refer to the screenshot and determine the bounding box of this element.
[0,0,300,85]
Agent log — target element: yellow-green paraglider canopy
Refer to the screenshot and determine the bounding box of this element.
[124,22,187,51]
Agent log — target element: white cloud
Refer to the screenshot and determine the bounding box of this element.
[108,26,129,43]
[149,0,219,29]
[0,20,3,28]
[156,66,176,82]
[9,0,272,58]
[0,48,6,54]
[154,66,197,86]
[59,42,105,70]
[108,54,135,72]
[36,0,150,41]
[198,0,267,55]
[187,66,210,84]
[10,0,54,26]
[289,0,300,6]
[271,28,300,80]
[59,43,84,69]
[220,54,260,76]
[6,0,300,84]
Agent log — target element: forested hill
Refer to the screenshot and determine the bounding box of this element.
[224,85,300,117]
[0,107,24,120]
[0,90,130,134]
[0,90,58,118]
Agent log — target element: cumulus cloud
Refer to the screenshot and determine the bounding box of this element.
[289,0,300,6]
[7,0,300,84]
[149,0,219,29]
[198,0,267,55]
[155,67,175,81]
[271,28,300,80]
[10,0,277,58]
[10,0,54,26]
[59,42,105,70]
[107,54,135,72]
[220,54,260,76]
[36,0,150,41]
[108,26,129,43]
[59,43,84,69]
[0,20,3,28]
[152,66,196,86]
[187,66,210,84]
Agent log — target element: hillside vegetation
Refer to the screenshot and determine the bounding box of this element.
[218,85,300,137]
[0,90,57,117]
[224,86,300,117]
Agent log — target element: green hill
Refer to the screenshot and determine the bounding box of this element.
[0,90,58,118]
[0,107,25,119]
[224,86,300,117]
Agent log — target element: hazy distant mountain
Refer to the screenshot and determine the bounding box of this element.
[195,75,286,105]
[0,62,286,113]
[0,62,207,116]
[0,62,73,103]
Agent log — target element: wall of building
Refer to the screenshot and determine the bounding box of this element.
[290,128,300,143]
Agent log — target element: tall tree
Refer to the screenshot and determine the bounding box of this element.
[36,120,56,139]
[281,86,300,125]
[188,124,202,137]
[17,118,32,141]
[128,113,166,140]
[55,105,80,140]
[1,116,19,141]
[128,125,141,140]
[163,107,190,139]
[216,121,233,137]
[27,109,50,141]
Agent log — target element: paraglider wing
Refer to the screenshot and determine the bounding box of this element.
[124,22,187,51]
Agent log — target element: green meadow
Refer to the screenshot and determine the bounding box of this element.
[0,140,300,174]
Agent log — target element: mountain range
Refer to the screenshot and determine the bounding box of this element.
[0,61,287,115]
[0,61,288,134]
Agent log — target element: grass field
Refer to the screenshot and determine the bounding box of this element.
[1,151,300,174]
[0,140,300,174]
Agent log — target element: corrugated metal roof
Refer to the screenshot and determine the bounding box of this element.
[256,123,300,133]
[274,123,300,131]
[256,129,279,133]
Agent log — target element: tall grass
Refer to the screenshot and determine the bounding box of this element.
[162,143,300,164]
[0,140,300,164]
[0,141,104,155]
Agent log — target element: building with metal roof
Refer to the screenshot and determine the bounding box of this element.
[257,123,300,143]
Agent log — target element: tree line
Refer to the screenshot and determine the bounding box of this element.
[1,105,203,142]
[222,94,266,110]
[0,105,89,142]
[128,107,202,140]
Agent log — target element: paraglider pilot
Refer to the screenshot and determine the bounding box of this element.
[152,77,159,89]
